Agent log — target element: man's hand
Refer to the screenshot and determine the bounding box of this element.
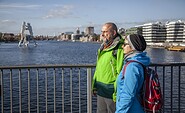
[92,90,97,96]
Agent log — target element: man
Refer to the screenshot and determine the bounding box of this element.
[92,22,124,113]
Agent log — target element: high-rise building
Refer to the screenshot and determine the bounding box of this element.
[184,24,185,42]
[166,20,185,42]
[142,22,166,43]
[85,27,94,35]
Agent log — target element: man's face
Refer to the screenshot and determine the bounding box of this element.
[101,25,115,42]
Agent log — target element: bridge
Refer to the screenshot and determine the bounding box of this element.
[0,63,185,113]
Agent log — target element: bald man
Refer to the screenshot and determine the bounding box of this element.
[92,22,124,113]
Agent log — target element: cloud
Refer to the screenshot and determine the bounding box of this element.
[43,5,75,19]
[0,19,18,33]
[0,19,16,25]
[0,3,41,9]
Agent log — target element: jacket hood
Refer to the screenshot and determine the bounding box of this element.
[124,51,150,67]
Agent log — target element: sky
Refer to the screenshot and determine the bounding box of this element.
[0,0,185,36]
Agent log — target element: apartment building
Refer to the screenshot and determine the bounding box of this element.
[125,20,185,45]
[184,24,185,42]
[165,20,185,42]
[142,22,166,43]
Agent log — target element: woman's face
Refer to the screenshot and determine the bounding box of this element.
[122,39,133,54]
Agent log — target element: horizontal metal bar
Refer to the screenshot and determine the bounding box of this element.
[1,63,185,69]
[0,63,184,113]
[0,64,96,69]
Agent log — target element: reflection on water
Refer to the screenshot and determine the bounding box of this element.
[147,48,185,63]
[146,47,185,63]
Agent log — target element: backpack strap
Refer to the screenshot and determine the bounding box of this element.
[122,60,146,79]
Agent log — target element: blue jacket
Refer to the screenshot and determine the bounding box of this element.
[116,52,150,113]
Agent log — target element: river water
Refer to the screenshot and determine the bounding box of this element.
[0,40,185,66]
[0,41,185,113]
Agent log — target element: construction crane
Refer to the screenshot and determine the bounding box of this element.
[18,21,37,47]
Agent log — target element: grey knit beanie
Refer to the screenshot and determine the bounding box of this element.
[126,34,146,51]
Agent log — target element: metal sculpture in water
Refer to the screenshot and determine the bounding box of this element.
[18,21,37,47]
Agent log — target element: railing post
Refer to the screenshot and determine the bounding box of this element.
[0,70,4,113]
[87,68,92,113]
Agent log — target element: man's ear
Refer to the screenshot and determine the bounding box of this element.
[113,30,117,36]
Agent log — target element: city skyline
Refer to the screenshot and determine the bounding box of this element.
[0,0,185,36]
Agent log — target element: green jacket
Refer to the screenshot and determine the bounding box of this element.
[92,35,124,101]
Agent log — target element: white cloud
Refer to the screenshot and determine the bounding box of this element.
[0,3,41,9]
[43,5,75,19]
[0,19,16,24]
[0,19,18,33]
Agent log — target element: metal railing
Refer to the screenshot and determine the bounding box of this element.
[0,63,185,113]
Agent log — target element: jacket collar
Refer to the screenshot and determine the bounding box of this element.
[124,51,142,60]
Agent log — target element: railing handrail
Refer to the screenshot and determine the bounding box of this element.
[149,62,185,66]
[0,64,96,69]
[1,63,185,112]
[1,62,185,69]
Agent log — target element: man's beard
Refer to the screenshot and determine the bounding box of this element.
[103,34,114,44]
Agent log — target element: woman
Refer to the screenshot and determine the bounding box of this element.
[115,34,151,113]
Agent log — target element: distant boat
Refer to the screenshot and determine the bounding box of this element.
[166,46,185,52]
